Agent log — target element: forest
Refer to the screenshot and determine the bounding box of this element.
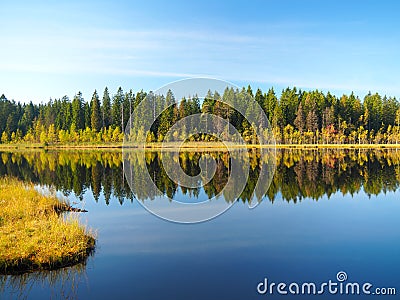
[1,85,400,145]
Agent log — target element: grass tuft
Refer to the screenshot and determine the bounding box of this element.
[0,177,95,275]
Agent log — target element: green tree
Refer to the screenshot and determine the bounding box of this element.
[264,88,278,124]
[91,90,102,132]
[123,90,133,131]
[72,92,84,130]
[382,96,399,130]
[158,89,175,139]
[112,87,124,128]
[57,96,72,131]
[254,88,265,109]
[280,87,299,126]
[101,87,111,129]
[19,101,35,134]
[364,92,383,132]
[84,102,91,129]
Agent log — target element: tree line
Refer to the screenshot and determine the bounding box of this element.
[1,86,400,144]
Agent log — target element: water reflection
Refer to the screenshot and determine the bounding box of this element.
[0,262,88,300]
[0,149,400,204]
[2,149,400,299]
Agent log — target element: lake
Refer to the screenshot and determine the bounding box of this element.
[1,148,400,299]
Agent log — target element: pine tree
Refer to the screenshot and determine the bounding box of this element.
[264,88,277,123]
[202,90,214,114]
[59,96,72,131]
[280,87,299,126]
[102,87,111,128]
[72,92,84,130]
[254,88,265,109]
[122,90,133,131]
[20,102,35,134]
[91,90,102,132]
[246,85,254,98]
[112,87,123,128]
[158,89,175,139]
[84,102,91,129]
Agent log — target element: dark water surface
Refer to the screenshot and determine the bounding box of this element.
[1,149,400,299]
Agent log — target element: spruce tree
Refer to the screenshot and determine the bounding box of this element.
[102,87,111,129]
[91,90,102,132]
[72,92,84,130]
[112,87,123,128]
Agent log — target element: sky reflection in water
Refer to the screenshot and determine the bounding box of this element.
[1,149,400,299]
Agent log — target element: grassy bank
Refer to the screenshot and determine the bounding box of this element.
[0,177,95,275]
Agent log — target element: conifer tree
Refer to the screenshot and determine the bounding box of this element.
[91,90,102,132]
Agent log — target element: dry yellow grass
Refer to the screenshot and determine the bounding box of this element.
[0,177,95,274]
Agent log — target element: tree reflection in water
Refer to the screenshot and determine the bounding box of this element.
[0,262,88,300]
[1,148,400,296]
[0,149,400,204]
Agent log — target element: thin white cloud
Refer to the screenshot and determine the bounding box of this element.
[1,24,399,99]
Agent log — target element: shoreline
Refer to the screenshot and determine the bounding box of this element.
[1,142,400,150]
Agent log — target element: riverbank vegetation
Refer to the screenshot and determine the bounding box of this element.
[1,86,400,146]
[0,177,95,274]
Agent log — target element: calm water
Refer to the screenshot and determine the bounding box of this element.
[1,149,400,299]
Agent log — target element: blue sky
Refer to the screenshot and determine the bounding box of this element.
[1,0,400,103]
